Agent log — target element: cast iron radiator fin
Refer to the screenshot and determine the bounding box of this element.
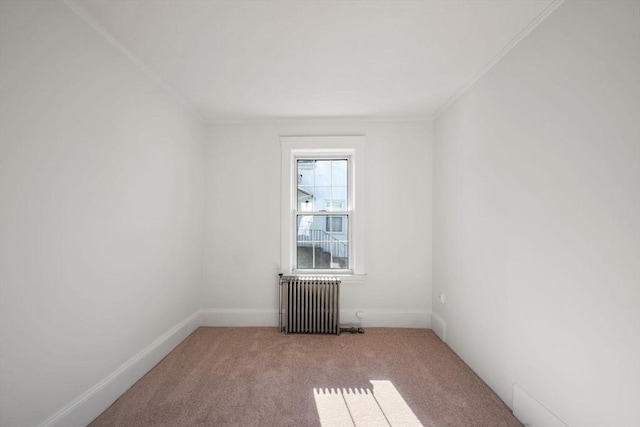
[279,275,341,335]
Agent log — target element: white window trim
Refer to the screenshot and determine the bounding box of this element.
[281,136,365,277]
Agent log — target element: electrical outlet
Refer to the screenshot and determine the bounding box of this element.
[439,293,446,304]
[356,311,364,318]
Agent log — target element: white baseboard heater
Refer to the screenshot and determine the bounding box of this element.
[279,274,340,335]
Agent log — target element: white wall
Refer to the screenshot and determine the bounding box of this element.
[433,1,639,426]
[204,120,432,327]
[0,2,205,426]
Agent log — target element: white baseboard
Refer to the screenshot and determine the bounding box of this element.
[430,311,446,342]
[200,308,430,329]
[200,308,279,327]
[512,384,567,427]
[341,309,430,328]
[40,307,431,427]
[39,312,200,427]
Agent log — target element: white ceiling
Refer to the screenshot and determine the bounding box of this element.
[72,0,558,121]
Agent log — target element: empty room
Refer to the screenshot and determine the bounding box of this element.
[1,1,638,426]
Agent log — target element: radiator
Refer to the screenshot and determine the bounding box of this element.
[279,275,341,335]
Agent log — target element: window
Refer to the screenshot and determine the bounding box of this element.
[281,136,365,276]
[296,159,349,269]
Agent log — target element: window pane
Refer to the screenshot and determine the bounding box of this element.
[297,160,314,185]
[328,187,347,211]
[324,216,338,232]
[297,186,314,211]
[313,187,331,211]
[297,159,349,213]
[331,160,348,187]
[314,160,332,186]
[297,215,348,269]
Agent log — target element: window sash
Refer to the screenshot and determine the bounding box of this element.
[296,158,349,213]
[293,156,352,272]
[296,214,349,270]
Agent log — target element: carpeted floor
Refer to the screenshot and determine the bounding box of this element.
[90,327,522,427]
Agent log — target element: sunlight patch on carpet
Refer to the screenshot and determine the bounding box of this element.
[313,380,423,427]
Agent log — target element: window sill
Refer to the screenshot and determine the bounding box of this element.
[338,274,366,282]
[286,272,366,282]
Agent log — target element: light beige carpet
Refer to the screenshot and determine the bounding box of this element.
[90,327,522,427]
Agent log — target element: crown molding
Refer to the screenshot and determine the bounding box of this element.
[63,0,563,126]
[434,0,565,119]
[63,0,206,123]
[207,116,433,125]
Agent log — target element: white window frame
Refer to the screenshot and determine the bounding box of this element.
[281,136,365,277]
